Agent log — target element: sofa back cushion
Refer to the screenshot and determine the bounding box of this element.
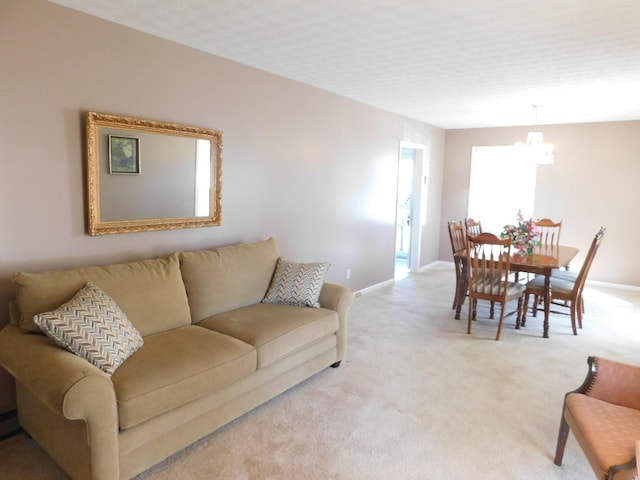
[13,254,191,336]
[179,238,280,323]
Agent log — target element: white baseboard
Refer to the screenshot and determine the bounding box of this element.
[587,280,640,292]
[354,260,640,296]
[354,279,394,298]
[418,261,451,271]
[354,261,447,297]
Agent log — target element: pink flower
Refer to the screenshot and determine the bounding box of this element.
[501,211,540,247]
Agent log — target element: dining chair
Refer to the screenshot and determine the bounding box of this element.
[534,218,562,246]
[521,227,606,335]
[465,217,482,238]
[521,218,563,283]
[466,233,525,341]
[447,220,467,310]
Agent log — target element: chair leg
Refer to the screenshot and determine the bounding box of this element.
[532,295,539,317]
[578,296,584,328]
[454,276,467,320]
[577,307,583,329]
[495,303,506,341]
[554,414,570,466]
[467,298,474,334]
[490,301,495,319]
[521,294,529,327]
[452,275,460,310]
[515,297,523,329]
[570,301,578,335]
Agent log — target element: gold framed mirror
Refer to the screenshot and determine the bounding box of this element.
[86,112,223,235]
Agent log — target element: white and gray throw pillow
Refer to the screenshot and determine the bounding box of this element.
[34,282,143,375]
[262,258,329,308]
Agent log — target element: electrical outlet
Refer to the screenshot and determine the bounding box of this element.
[346,269,351,279]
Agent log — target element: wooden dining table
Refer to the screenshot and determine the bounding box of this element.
[454,244,579,338]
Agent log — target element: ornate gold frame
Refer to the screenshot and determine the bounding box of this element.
[86,111,223,235]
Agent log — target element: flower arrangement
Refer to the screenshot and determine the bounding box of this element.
[501,210,540,253]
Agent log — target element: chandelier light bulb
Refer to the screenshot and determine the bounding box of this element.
[518,105,555,165]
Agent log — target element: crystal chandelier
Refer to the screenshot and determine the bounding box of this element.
[519,105,555,165]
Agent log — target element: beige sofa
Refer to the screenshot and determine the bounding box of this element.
[0,238,353,480]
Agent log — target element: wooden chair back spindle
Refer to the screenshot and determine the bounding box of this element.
[535,218,562,247]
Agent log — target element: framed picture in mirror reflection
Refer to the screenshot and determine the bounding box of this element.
[109,135,140,174]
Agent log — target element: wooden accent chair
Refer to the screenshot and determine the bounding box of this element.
[535,218,562,246]
[465,217,482,238]
[447,220,467,311]
[521,227,605,335]
[465,233,525,341]
[555,356,640,480]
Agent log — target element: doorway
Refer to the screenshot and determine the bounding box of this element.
[395,142,427,280]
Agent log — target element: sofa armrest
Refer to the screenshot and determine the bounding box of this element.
[0,325,120,479]
[0,325,113,413]
[319,282,353,362]
[576,356,640,410]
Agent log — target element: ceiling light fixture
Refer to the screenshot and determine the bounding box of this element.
[518,104,555,165]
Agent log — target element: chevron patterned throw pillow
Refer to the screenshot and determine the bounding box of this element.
[262,258,330,308]
[34,282,144,376]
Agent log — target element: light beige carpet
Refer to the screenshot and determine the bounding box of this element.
[1,264,639,480]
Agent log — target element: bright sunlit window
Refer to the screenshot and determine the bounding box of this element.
[468,146,537,234]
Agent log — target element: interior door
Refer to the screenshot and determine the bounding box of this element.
[395,148,415,277]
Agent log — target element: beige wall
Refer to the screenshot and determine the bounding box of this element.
[0,1,445,410]
[4,0,638,416]
[441,121,640,286]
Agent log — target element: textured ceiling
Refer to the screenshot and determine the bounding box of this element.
[50,0,640,129]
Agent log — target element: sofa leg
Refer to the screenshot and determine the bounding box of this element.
[554,414,570,466]
[330,361,341,368]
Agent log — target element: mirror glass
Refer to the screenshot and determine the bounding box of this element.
[86,112,223,235]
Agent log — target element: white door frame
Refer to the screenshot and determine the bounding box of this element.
[397,141,428,273]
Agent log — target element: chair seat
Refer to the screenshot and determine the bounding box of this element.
[483,280,525,296]
[506,281,526,297]
[565,393,640,479]
[552,269,578,282]
[525,275,574,296]
[471,278,525,296]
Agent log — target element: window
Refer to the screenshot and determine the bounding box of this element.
[467,146,537,234]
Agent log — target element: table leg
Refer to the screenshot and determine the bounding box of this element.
[543,273,551,338]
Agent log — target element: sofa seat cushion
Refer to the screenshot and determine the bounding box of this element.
[198,303,339,369]
[112,325,256,430]
[565,393,640,479]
